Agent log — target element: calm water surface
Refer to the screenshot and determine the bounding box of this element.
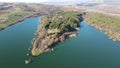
[0,17,120,68]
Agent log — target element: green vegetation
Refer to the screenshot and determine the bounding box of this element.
[40,11,83,32]
[86,13,120,31]
[85,13,120,41]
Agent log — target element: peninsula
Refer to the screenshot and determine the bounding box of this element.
[31,11,84,56]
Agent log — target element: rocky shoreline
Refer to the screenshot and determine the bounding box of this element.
[32,31,78,56]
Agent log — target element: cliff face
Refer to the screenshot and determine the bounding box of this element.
[31,11,84,56]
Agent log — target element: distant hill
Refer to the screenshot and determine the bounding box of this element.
[103,0,120,2]
[41,0,120,5]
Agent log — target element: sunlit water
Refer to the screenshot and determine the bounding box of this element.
[0,17,120,68]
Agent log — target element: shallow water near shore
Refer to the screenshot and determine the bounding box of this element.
[0,17,120,68]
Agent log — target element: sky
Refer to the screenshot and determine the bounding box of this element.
[0,0,119,3]
[0,0,93,3]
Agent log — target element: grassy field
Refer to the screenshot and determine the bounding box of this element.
[0,6,33,29]
[0,12,32,29]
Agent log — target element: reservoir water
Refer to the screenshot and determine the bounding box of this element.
[0,17,120,68]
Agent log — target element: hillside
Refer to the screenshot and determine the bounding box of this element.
[76,1,120,18]
[0,3,62,30]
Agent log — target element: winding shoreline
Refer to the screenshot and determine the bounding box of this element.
[0,13,41,31]
[85,12,120,41]
[86,22,120,41]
